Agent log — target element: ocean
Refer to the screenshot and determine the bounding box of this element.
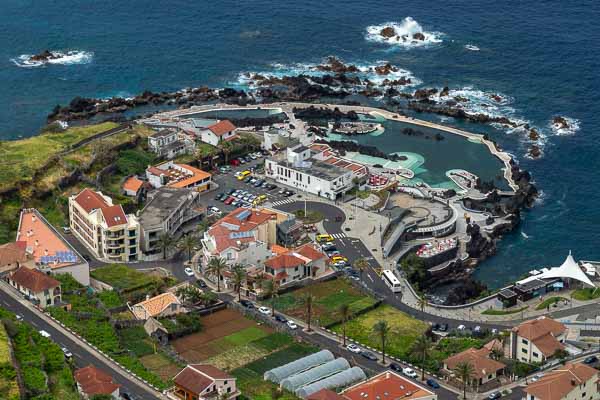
[2,0,599,288]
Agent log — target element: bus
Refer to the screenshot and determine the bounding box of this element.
[381,270,402,293]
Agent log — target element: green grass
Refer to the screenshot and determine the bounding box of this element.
[0,323,19,400]
[535,296,568,310]
[271,278,378,327]
[90,264,157,291]
[222,327,270,346]
[332,304,428,358]
[98,290,125,308]
[118,326,155,357]
[482,306,528,315]
[571,288,600,301]
[293,209,324,224]
[0,122,118,190]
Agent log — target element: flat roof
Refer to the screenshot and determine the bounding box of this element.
[139,187,199,228]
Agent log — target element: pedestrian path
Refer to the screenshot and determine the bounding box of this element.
[270,198,296,207]
[331,233,347,239]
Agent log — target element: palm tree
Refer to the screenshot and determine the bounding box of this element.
[206,257,227,292]
[231,264,247,302]
[157,232,176,260]
[353,257,369,278]
[417,293,428,313]
[199,291,217,306]
[220,140,233,163]
[253,272,266,294]
[455,361,475,400]
[262,278,279,316]
[178,234,198,263]
[339,303,351,346]
[411,335,431,381]
[176,286,202,306]
[304,293,315,332]
[372,320,391,364]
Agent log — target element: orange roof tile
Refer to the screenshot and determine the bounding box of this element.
[10,266,60,293]
[524,363,598,400]
[133,292,180,319]
[17,209,80,268]
[0,241,28,267]
[101,205,128,228]
[74,365,121,397]
[307,389,347,400]
[295,243,326,262]
[169,164,212,189]
[270,244,289,256]
[514,317,566,357]
[265,253,306,270]
[444,347,505,379]
[208,120,237,137]
[123,176,144,193]
[343,371,434,400]
[73,188,109,213]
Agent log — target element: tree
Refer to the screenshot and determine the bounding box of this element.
[339,303,351,346]
[455,361,475,400]
[417,293,428,313]
[231,264,247,302]
[221,140,233,163]
[490,347,504,361]
[252,272,266,294]
[199,291,217,306]
[304,293,315,331]
[553,348,569,361]
[372,320,391,364]
[176,286,202,306]
[353,257,369,278]
[411,335,431,381]
[178,234,198,263]
[206,257,227,292]
[262,279,280,316]
[157,232,176,260]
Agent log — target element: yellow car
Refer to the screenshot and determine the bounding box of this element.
[316,234,334,243]
[253,194,267,205]
[237,170,251,180]
[331,255,348,263]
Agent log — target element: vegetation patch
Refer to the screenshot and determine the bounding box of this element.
[571,288,600,301]
[293,209,324,224]
[0,323,19,400]
[535,296,568,310]
[139,353,183,382]
[332,304,428,359]
[482,306,528,315]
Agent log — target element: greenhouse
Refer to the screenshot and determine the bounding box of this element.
[264,350,334,383]
[280,358,350,392]
[295,366,366,399]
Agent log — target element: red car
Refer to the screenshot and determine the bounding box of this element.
[224,196,235,205]
[230,159,241,166]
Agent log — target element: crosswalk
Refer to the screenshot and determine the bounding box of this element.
[270,198,296,207]
[331,233,346,239]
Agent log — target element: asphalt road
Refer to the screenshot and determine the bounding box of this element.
[0,285,161,400]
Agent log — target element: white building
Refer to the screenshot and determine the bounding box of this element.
[69,189,141,263]
[509,316,567,363]
[146,161,213,192]
[148,128,195,159]
[265,144,354,200]
[523,362,599,400]
[198,120,238,146]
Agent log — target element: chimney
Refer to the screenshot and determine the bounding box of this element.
[35,240,39,246]
[146,294,151,301]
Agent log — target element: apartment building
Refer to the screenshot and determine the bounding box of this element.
[523,363,599,400]
[509,316,567,363]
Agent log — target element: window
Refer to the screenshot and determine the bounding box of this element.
[521,348,528,354]
[532,352,539,358]
[522,339,529,345]
[582,393,586,398]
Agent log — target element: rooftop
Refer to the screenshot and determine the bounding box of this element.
[173,364,232,395]
[74,365,121,397]
[342,371,435,400]
[123,176,145,193]
[132,292,180,319]
[208,119,237,136]
[147,162,212,189]
[150,128,177,139]
[16,209,82,268]
[0,241,28,267]
[444,347,505,380]
[10,266,60,293]
[139,187,200,228]
[206,208,276,253]
[513,317,566,357]
[72,188,128,228]
[524,363,597,400]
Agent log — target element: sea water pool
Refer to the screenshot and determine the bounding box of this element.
[180,107,286,121]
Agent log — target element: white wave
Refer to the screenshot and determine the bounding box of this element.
[549,116,580,136]
[464,44,480,51]
[520,231,530,239]
[365,17,444,48]
[11,50,93,68]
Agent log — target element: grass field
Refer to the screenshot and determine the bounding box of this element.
[271,278,378,327]
[332,304,428,359]
[90,264,157,291]
[535,296,568,310]
[0,323,19,400]
[571,288,600,301]
[482,306,528,315]
[140,353,183,382]
[0,122,118,190]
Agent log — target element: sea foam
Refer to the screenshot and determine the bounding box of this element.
[549,116,580,136]
[365,17,443,48]
[11,50,93,68]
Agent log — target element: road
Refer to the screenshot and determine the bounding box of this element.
[0,283,163,400]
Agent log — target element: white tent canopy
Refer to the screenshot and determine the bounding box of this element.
[517,252,595,288]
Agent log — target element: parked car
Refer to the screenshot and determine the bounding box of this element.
[61,347,73,359]
[240,300,254,308]
[389,362,402,372]
[208,206,221,215]
[402,367,418,378]
[267,184,277,191]
[196,279,207,289]
[457,324,466,331]
[426,379,440,389]
[487,392,501,400]
[258,306,271,315]
[439,323,449,332]
[320,243,336,251]
[531,374,544,382]
[584,356,598,364]
[361,351,378,361]
[284,190,294,197]
[287,320,298,330]
[278,188,286,195]
[62,226,71,234]
[215,193,224,201]
[274,315,287,323]
[15,314,23,321]
[39,330,51,338]
[346,344,361,354]
[184,267,194,277]
[230,159,241,166]
[224,196,235,205]
[227,188,236,195]
[254,179,265,187]
[121,392,136,400]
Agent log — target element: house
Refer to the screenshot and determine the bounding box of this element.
[7,266,61,308]
[265,144,355,201]
[263,243,331,287]
[122,176,148,198]
[509,317,567,363]
[138,187,204,260]
[146,161,212,192]
[199,120,238,146]
[74,365,121,399]
[0,241,35,273]
[148,128,195,159]
[131,292,183,320]
[307,389,347,400]
[523,362,599,400]
[341,370,437,400]
[69,189,140,263]
[144,317,169,345]
[169,364,240,400]
[443,346,506,386]
[17,209,90,285]
[201,208,278,269]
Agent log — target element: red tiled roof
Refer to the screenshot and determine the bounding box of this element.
[190,364,232,380]
[444,347,506,380]
[514,317,566,357]
[295,243,326,262]
[73,188,109,213]
[174,364,232,395]
[0,241,28,267]
[10,266,60,293]
[101,205,128,228]
[524,363,598,400]
[265,253,306,270]
[74,365,121,397]
[343,371,434,400]
[123,176,144,193]
[307,389,347,400]
[208,120,237,137]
